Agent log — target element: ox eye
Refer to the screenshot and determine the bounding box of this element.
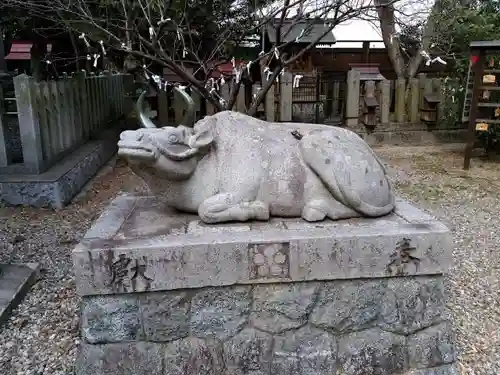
[168,134,178,143]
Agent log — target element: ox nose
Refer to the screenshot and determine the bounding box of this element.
[120,130,143,141]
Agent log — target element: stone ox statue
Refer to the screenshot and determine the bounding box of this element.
[118,87,395,224]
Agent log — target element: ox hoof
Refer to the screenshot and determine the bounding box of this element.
[302,206,327,222]
[250,201,270,221]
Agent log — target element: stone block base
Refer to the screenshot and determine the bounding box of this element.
[73,195,457,375]
[0,123,126,209]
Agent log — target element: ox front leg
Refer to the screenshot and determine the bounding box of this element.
[198,193,270,224]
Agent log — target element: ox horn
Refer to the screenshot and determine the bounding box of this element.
[174,86,195,127]
[136,90,157,129]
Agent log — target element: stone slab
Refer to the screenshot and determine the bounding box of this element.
[76,276,458,375]
[0,263,39,327]
[0,123,125,209]
[73,195,453,296]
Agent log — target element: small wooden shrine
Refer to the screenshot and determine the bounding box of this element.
[463,40,500,169]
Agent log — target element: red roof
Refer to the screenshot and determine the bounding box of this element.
[5,41,53,61]
[210,60,247,78]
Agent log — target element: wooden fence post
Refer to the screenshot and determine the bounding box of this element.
[13,74,45,173]
[431,78,443,122]
[158,88,169,124]
[378,80,390,124]
[418,73,427,116]
[265,81,275,122]
[394,78,406,123]
[236,85,246,113]
[345,69,360,127]
[408,78,420,123]
[0,84,9,166]
[280,72,293,122]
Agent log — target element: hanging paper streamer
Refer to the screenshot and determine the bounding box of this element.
[220,76,226,86]
[235,69,242,84]
[430,56,447,65]
[293,74,303,88]
[231,57,236,68]
[152,74,162,88]
[93,54,100,68]
[79,33,90,48]
[274,48,280,60]
[99,40,107,56]
[420,50,431,65]
[263,67,272,81]
[149,27,155,39]
[183,48,188,58]
[143,65,150,80]
[157,17,171,25]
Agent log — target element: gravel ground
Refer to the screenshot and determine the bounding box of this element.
[0,145,500,374]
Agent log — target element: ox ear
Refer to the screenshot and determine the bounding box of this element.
[188,116,216,149]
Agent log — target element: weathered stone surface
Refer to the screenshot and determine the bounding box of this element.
[271,325,337,375]
[338,328,407,375]
[0,263,39,328]
[74,195,452,296]
[164,337,224,375]
[380,277,444,335]
[81,295,141,344]
[0,134,117,209]
[223,328,273,375]
[251,283,319,333]
[190,287,251,340]
[408,323,456,369]
[310,279,385,333]
[140,291,190,342]
[406,363,460,375]
[75,342,163,375]
[118,109,395,223]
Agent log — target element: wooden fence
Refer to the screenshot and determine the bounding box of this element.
[0,72,132,174]
[162,70,448,128]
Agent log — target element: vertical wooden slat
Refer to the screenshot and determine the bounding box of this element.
[418,73,427,113]
[98,76,106,127]
[265,79,275,122]
[378,80,390,124]
[60,78,73,150]
[13,74,45,172]
[431,78,443,123]
[0,84,9,166]
[35,82,50,162]
[174,89,184,124]
[345,69,360,127]
[90,76,99,133]
[408,78,420,123]
[280,72,293,122]
[464,49,485,169]
[158,88,169,124]
[236,85,246,113]
[72,72,86,143]
[332,81,340,118]
[83,74,93,139]
[50,80,64,157]
[394,78,406,123]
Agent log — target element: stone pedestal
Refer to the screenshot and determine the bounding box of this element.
[73,195,458,375]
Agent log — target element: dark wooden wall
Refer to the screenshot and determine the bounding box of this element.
[311,48,450,78]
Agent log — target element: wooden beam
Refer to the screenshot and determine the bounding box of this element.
[463,49,485,170]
